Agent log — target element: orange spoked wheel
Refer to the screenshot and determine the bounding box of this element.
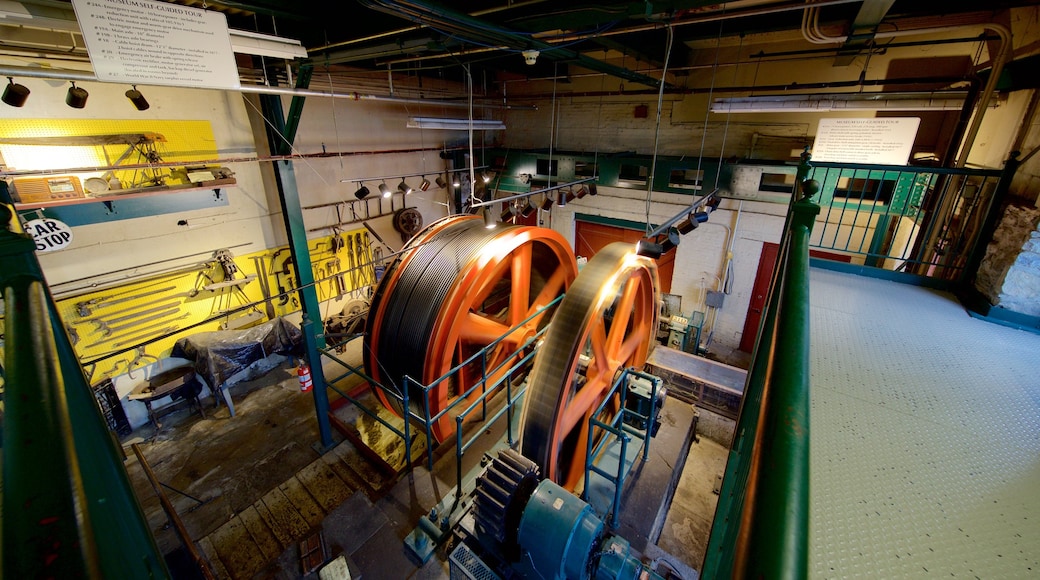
[520,242,660,492]
[363,215,578,443]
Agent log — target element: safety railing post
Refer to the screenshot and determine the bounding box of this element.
[0,192,170,579]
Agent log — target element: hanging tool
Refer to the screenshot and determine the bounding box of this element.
[252,255,276,319]
[85,301,182,329]
[110,325,179,350]
[83,311,187,349]
[96,310,187,339]
[76,285,177,317]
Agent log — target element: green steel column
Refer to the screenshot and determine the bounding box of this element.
[257,66,335,451]
[0,189,169,579]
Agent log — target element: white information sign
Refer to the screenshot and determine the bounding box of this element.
[72,0,240,90]
[25,218,74,253]
[812,118,921,165]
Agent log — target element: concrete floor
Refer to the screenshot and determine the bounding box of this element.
[122,342,729,579]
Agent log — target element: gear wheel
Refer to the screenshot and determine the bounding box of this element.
[472,448,540,561]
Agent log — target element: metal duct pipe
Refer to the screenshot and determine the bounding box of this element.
[358,0,670,89]
[0,64,534,110]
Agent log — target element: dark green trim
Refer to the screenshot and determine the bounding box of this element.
[809,257,953,291]
[956,286,1040,334]
[575,212,658,232]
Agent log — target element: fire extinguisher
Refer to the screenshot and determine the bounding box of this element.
[298,361,313,392]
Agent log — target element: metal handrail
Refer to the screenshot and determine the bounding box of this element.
[702,151,820,579]
[583,368,662,528]
[0,188,171,579]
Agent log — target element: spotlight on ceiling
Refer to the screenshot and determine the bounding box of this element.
[354,184,370,200]
[66,82,88,109]
[419,177,431,191]
[675,215,697,234]
[588,183,598,196]
[660,227,681,254]
[435,176,447,189]
[452,174,461,187]
[125,85,149,111]
[378,182,392,198]
[539,193,554,211]
[520,198,536,218]
[575,185,589,199]
[635,239,664,259]
[483,207,497,228]
[398,179,413,195]
[522,49,539,65]
[2,77,29,108]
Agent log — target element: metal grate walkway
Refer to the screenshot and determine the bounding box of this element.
[808,267,1040,577]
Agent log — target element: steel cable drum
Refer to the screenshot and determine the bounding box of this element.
[364,215,578,443]
[520,242,660,491]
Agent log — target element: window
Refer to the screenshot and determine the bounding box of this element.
[618,163,648,185]
[759,172,796,193]
[834,177,895,204]
[536,159,558,176]
[575,160,598,178]
[668,168,703,190]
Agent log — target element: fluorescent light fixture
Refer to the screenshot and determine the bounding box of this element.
[228,29,307,59]
[711,91,974,113]
[407,117,506,130]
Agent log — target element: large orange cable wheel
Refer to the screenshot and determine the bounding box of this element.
[363,215,578,443]
[520,242,660,492]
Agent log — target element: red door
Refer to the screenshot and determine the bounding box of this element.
[739,243,851,352]
[574,220,674,294]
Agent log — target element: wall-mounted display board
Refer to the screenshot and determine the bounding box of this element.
[812,118,921,165]
[72,0,240,90]
[0,118,233,225]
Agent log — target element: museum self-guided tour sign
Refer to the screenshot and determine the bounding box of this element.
[72,0,240,90]
[812,118,921,165]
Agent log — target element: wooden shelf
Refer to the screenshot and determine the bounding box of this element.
[13,179,236,211]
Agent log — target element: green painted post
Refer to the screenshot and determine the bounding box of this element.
[702,154,819,578]
[1,189,169,579]
[258,73,335,452]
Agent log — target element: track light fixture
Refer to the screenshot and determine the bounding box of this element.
[354,184,371,200]
[483,207,497,228]
[125,85,149,110]
[452,174,461,187]
[557,189,568,207]
[675,215,697,234]
[419,177,431,191]
[481,171,492,184]
[66,81,88,109]
[540,193,555,211]
[520,198,536,218]
[588,183,598,196]
[435,176,447,189]
[635,239,665,259]
[2,77,29,107]
[398,179,413,195]
[378,183,392,198]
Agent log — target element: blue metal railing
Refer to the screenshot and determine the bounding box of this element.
[583,368,662,527]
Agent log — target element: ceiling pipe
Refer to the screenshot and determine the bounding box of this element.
[0,64,535,110]
[376,0,864,69]
[357,0,672,89]
[507,75,971,100]
[309,0,552,54]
